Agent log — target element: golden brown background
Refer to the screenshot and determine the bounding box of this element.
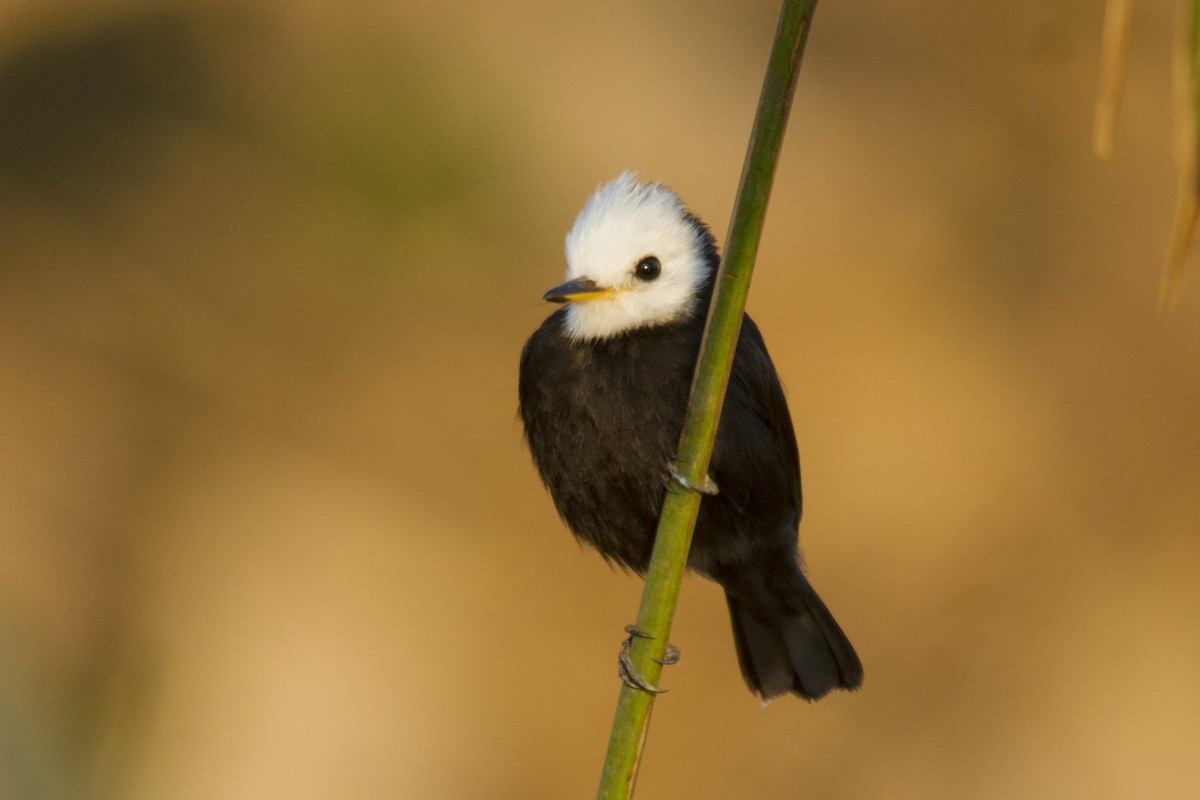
[1,1,1197,797]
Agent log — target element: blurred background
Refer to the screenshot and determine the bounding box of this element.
[1,0,1197,797]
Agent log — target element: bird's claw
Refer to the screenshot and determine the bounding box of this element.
[655,643,682,666]
[618,625,681,694]
[668,467,719,496]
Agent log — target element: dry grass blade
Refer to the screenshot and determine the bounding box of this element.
[1162,0,1200,309]
[1094,0,1139,160]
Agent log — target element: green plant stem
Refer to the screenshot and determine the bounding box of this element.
[594,2,818,798]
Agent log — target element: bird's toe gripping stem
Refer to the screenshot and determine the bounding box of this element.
[618,624,681,694]
[667,466,718,496]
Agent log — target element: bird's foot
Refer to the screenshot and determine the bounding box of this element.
[618,624,681,694]
[668,467,719,496]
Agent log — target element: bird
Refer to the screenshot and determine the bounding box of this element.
[518,173,862,701]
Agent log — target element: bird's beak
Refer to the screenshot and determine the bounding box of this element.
[542,277,614,303]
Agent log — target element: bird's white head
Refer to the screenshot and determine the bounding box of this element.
[549,173,714,341]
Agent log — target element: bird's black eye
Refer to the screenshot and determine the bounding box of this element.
[635,256,662,281]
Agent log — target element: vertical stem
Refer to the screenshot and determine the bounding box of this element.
[1163,0,1200,308]
[594,2,818,798]
[1093,0,1139,160]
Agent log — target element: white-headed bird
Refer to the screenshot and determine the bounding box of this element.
[519,174,862,701]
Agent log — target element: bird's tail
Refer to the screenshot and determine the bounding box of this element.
[724,566,863,701]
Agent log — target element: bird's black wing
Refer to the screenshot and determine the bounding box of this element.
[710,314,802,526]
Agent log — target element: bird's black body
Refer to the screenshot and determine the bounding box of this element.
[519,220,863,700]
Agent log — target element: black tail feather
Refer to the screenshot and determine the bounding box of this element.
[725,571,862,701]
